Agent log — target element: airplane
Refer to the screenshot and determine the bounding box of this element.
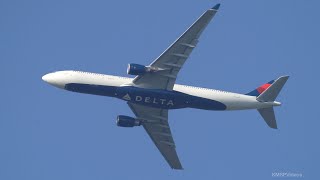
[42,4,289,169]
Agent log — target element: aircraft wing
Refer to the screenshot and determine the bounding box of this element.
[132,4,220,90]
[127,102,182,169]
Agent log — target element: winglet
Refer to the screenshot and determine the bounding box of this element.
[211,3,221,10]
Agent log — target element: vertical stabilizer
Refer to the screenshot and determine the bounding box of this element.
[252,76,289,129]
[257,76,289,102]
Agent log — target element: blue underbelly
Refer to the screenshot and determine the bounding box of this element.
[64,83,226,110]
[65,83,117,97]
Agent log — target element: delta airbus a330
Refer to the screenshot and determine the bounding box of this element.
[42,4,289,169]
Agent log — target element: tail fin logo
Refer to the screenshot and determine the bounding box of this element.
[246,80,275,97]
[256,80,274,94]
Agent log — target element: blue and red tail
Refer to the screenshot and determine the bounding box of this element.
[246,76,289,129]
[245,76,289,129]
[246,80,275,97]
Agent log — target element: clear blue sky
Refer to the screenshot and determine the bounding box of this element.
[1,0,319,179]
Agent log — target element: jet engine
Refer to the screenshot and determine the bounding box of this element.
[116,115,141,127]
[127,63,149,75]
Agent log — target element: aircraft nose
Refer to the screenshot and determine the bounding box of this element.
[42,73,52,83]
[42,72,67,89]
[42,73,56,84]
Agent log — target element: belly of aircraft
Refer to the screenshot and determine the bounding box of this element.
[115,86,226,110]
[65,83,226,110]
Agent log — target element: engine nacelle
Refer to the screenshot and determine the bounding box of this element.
[116,115,141,127]
[127,63,148,75]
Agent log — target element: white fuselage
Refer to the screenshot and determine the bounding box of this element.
[42,70,280,110]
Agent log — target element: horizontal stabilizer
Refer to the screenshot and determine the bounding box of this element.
[258,107,277,129]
